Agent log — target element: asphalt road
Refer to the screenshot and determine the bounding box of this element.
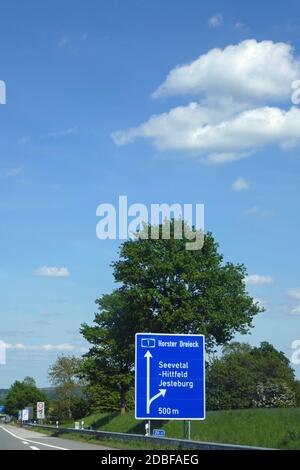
[0,425,115,450]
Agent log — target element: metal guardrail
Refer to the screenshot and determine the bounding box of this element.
[26,423,276,450]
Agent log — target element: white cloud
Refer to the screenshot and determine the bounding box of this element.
[152,40,300,101]
[112,40,300,163]
[235,22,243,29]
[288,288,300,300]
[58,35,72,48]
[234,22,249,33]
[58,34,87,52]
[288,290,300,315]
[247,206,273,218]
[46,127,77,139]
[245,274,273,285]
[290,305,300,315]
[232,177,250,191]
[33,266,70,278]
[4,167,22,178]
[112,104,300,163]
[18,136,31,145]
[208,14,223,28]
[4,343,76,351]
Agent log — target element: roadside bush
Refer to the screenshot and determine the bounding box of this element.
[206,342,297,410]
[252,382,296,408]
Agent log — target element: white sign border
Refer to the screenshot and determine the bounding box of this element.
[135,332,206,421]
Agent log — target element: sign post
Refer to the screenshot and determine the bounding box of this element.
[135,333,205,423]
[183,420,191,440]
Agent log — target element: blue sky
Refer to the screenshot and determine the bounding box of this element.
[1,0,300,387]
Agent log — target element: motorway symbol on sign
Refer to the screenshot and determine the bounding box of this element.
[135,333,205,420]
[153,429,166,437]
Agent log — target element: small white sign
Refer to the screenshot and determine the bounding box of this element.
[22,409,29,421]
[37,402,45,420]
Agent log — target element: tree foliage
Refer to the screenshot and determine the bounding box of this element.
[82,224,262,413]
[112,225,261,351]
[48,355,82,420]
[207,342,297,410]
[5,377,48,417]
[81,290,136,414]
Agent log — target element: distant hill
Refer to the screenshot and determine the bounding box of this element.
[0,387,58,403]
[39,387,58,400]
[0,389,8,403]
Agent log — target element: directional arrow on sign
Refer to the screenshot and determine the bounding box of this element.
[144,350,166,414]
[144,350,152,413]
[149,389,167,410]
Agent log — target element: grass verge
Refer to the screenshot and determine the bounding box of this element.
[61,407,300,449]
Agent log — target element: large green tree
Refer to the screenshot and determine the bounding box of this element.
[113,225,261,350]
[207,341,297,409]
[81,290,137,415]
[5,377,48,417]
[82,223,262,413]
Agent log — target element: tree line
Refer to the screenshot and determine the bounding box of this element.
[3,222,300,420]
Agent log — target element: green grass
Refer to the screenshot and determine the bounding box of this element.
[51,433,183,450]
[61,408,300,450]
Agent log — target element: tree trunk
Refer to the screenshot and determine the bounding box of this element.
[120,385,126,415]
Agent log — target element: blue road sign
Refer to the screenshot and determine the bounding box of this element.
[135,333,205,420]
[0,405,5,412]
[153,429,166,437]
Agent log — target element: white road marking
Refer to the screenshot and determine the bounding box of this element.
[0,426,68,450]
[22,441,29,445]
[29,446,40,450]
